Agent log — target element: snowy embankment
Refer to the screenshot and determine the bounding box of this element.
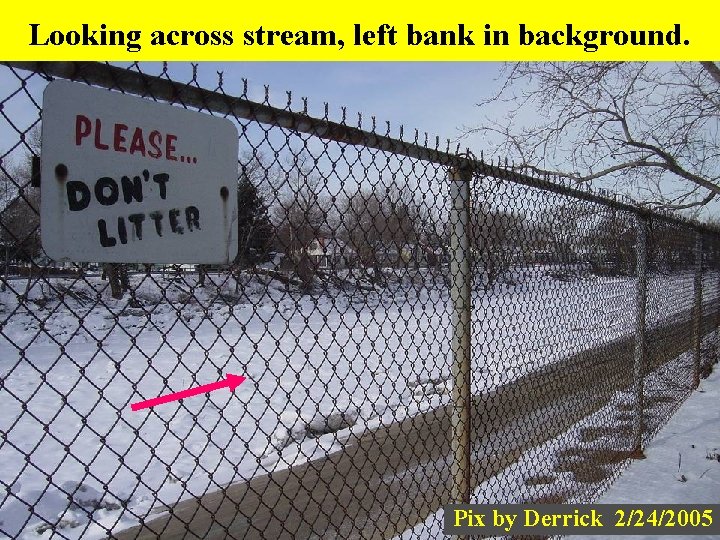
[575,367,720,540]
[0,267,714,538]
[397,336,719,540]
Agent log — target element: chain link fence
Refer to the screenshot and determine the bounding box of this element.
[0,61,718,539]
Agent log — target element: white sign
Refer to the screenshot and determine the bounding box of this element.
[41,80,239,264]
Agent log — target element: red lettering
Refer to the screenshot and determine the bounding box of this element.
[166,134,177,161]
[148,130,162,159]
[113,123,128,153]
[128,127,147,156]
[72,116,180,160]
[94,119,109,150]
[75,115,91,146]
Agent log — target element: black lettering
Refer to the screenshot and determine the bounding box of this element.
[535,30,550,46]
[64,31,79,45]
[117,216,128,244]
[458,25,474,45]
[121,174,144,204]
[583,30,599,52]
[182,30,195,45]
[407,24,421,45]
[29,24,141,51]
[29,24,48,46]
[49,30,64,45]
[406,24,473,46]
[150,30,165,46]
[152,172,170,199]
[195,30,209,45]
[82,24,99,45]
[128,213,145,240]
[519,24,534,45]
[169,208,183,234]
[667,24,682,45]
[185,206,200,231]
[98,219,116,247]
[66,181,91,211]
[126,30,141,53]
[149,211,163,236]
[567,24,582,45]
[95,177,119,206]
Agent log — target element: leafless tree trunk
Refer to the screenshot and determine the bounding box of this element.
[103,263,124,299]
[2,248,8,292]
[198,265,208,286]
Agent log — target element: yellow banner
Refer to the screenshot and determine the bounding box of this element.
[1,0,716,60]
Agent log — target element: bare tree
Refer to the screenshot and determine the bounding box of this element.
[586,210,636,276]
[515,201,586,267]
[464,62,720,212]
[469,202,526,288]
[647,220,695,273]
[236,153,273,269]
[273,187,326,254]
[1,128,42,265]
[340,182,429,271]
[0,173,40,262]
[340,189,385,266]
[271,155,328,288]
[102,263,129,300]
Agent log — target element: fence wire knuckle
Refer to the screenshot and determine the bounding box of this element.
[0,61,718,539]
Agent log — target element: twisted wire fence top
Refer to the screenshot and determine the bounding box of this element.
[0,61,718,540]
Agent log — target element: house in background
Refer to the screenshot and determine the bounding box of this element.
[306,237,355,270]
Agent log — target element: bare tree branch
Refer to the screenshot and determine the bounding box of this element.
[463,62,720,211]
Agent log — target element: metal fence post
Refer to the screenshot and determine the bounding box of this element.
[449,163,472,504]
[693,231,703,388]
[631,215,648,457]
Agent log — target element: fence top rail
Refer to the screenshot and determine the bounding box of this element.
[4,60,718,236]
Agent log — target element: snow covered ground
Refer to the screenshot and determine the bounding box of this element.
[398,341,719,540]
[0,267,715,538]
[576,365,720,540]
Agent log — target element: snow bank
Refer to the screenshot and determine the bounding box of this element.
[1,268,716,539]
[264,406,360,457]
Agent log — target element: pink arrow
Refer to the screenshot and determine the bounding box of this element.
[131,373,246,411]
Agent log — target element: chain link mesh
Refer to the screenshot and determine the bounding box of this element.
[0,62,718,539]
